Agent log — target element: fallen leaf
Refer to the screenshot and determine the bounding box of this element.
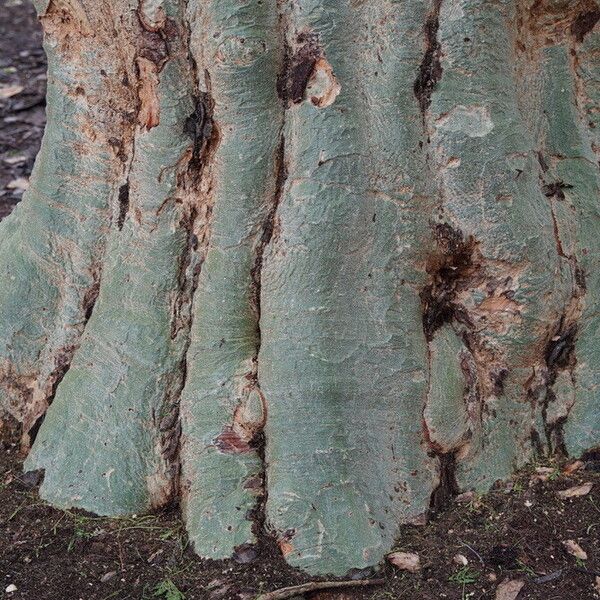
[595,575,600,594]
[564,460,584,475]
[6,177,29,192]
[0,84,24,99]
[562,539,587,560]
[532,467,554,482]
[3,154,27,165]
[387,551,421,573]
[495,579,524,600]
[557,482,593,499]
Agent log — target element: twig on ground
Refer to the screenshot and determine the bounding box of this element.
[459,540,485,565]
[255,578,385,600]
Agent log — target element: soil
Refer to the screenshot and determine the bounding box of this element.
[0,0,45,220]
[3,421,600,600]
[2,2,600,600]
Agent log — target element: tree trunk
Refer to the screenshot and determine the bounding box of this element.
[1,0,599,576]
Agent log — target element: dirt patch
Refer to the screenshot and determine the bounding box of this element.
[3,422,600,599]
[0,0,45,221]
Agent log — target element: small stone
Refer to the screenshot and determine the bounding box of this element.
[387,551,421,573]
[487,573,498,582]
[232,543,258,564]
[5,584,17,593]
[455,491,475,503]
[21,469,44,488]
[453,553,469,566]
[495,579,524,600]
[100,571,117,583]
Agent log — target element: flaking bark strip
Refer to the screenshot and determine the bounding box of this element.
[250,136,287,319]
[534,148,586,455]
[414,0,443,115]
[184,91,216,176]
[135,13,179,130]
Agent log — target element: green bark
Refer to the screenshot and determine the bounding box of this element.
[0,0,598,577]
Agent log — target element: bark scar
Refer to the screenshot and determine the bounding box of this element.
[414,0,443,115]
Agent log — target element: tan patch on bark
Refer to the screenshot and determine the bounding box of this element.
[136,57,160,130]
[0,363,35,424]
[138,0,167,33]
[307,57,341,108]
[147,471,173,509]
[279,539,294,557]
[232,387,266,442]
[39,0,93,49]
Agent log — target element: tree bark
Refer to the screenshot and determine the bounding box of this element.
[0,0,599,576]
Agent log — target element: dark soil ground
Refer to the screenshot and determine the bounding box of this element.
[3,421,600,600]
[2,2,600,600]
[0,0,45,220]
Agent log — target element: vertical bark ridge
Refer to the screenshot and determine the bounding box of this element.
[25,0,208,514]
[420,0,575,497]
[260,0,436,576]
[179,0,283,559]
[541,39,600,457]
[511,1,599,458]
[0,1,138,439]
[563,26,600,455]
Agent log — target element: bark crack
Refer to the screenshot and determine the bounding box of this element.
[153,12,219,506]
[240,1,291,555]
[414,0,443,117]
[420,224,476,511]
[24,257,103,448]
